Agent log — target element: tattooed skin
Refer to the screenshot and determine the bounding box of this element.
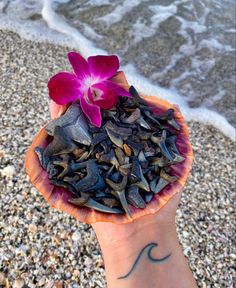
[118,242,171,280]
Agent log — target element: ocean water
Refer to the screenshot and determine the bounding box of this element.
[0,0,235,140]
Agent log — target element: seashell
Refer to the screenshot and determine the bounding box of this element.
[25,72,193,224]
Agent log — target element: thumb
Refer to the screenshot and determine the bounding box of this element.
[49,100,68,119]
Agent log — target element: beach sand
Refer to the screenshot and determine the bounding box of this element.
[0,30,235,287]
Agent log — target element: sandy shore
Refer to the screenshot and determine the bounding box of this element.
[0,30,235,288]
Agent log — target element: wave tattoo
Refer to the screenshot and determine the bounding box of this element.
[118,242,171,280]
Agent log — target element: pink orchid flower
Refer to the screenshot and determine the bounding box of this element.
[48,52,130,127]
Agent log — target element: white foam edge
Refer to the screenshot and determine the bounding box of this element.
[0,0,234,141]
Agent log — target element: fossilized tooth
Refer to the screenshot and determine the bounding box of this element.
[73,198,124,214]
[105,176,132,218]
[123,143,132,156]
[125,139,144,156]
[150,177,159,192]
[47,162,60,179]
[144,192,154,204]
[126,186,146,209]
[102,110,119,122]
[137,116,151,130]
[98,150,119,169]
[138,150,147,162]
[151,130,174,162]
[100,197,121,208]
[72,148,86,159]
[92,132,108,146]
[114,147,126,165]
[138,130,152,140]
[35,147,49,169]
[68,192,90,205]
[150,156,170,167]
[44,126,77,157]
[105,121,132,137]
[129,85,147,105]
[53,159,88,179]
[172,153,185,163]
[50,179,77,195]
[118,165,130,176]
[143,110,161,126]
[130,156,141,183]
[100,141,109,154]
[133,165,150,192]
[110,171,121,182]
[166,135,180,155]
[105,127,123,148]
[63,174,82,183]
[63,113,92,146]
[94,191,111,198]
[157,109,180,130]
[160,168,178,183]
[106,164,115,178]
[88,125,101,133]
[75,160,106,193]
[76,151,90,163]
[152,170,178,194]
[45,103,81,135]
[123,108,141,124]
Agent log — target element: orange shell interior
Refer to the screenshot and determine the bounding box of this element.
[25,72,193,224]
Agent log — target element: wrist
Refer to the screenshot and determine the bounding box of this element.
[93,215,177,256]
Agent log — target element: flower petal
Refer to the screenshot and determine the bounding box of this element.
[91,82,118,109]
[103,80,131,97]
[88,55,119,83]
[67,52,90,81]
[80,90,102,127]
[48,72,82,105]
